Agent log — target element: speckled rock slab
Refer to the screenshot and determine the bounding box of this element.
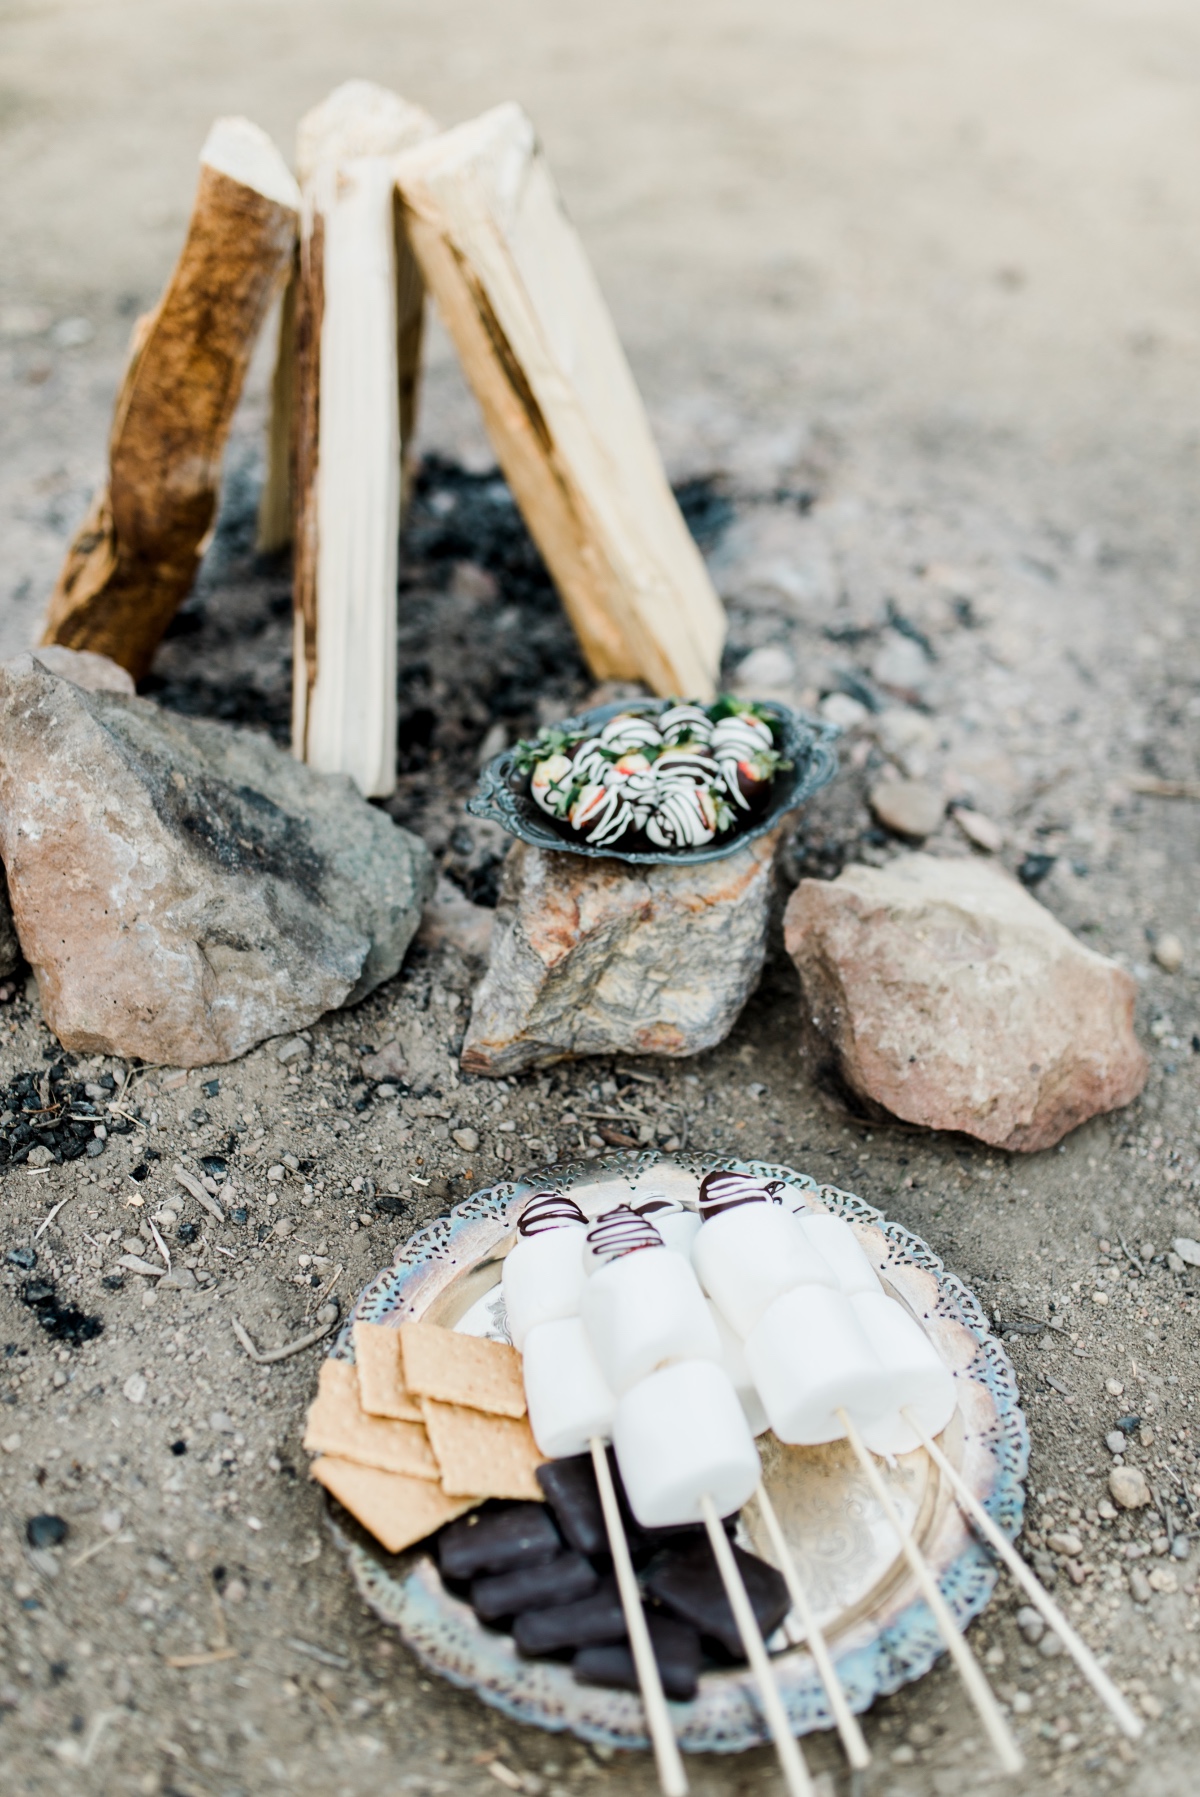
[0,655,433,1065]
[460,831,781,1075]
[784,851,1147,1151]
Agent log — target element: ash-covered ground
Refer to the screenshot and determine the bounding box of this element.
[0,417,1197,1797]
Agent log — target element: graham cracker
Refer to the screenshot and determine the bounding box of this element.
[303,1358,439,1481]
[353,1319,424,1422]
[311,1455,474,1555]
[420,1396,545,1501]
[399,1320,526,1418]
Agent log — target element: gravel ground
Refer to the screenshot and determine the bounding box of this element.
[2,5,1200,1795]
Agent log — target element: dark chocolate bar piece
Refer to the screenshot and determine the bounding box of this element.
[537,1454,608,1557]
[573,1613,701,1702]
[438,1502,561,1581]
[513,1579,627,1656]
[472,1551,598,1623]
[644,1539,790,1659]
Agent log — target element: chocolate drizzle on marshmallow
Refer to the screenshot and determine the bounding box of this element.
[698,1170,788,1221]
[517,1191,588,1237]
[584,1204,664,1267]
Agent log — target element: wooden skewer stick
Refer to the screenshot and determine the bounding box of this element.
[836,1409,1024,1776]
[901,1409,1143,1743]
[754,1483,871,1771]
[589,1440,688,1797]
[699,1494,813,1797]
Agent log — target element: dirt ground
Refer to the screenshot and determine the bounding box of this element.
[2,3,1200,1794]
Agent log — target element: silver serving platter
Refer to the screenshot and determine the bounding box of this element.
[466,698,840,866]
[324,1151,1028,1753]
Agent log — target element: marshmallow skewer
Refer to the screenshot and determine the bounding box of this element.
[699,1494,814,1797]
[836,1407,1024,1777]
[752,1482,871,1772]
[589,1438,690,1797]
[902,1409,1143,1743]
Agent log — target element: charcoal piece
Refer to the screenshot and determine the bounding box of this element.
[573,1613,702,1702]
[438,1501,561,1581]
[513,1580,626,1656]
[26,1513,68,1549]
[644,1539,789,1659]
[537,1453,608,1557]
[471,1550,598,1622]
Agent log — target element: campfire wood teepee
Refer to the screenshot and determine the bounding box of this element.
[288,82,437,799]
[395,104,726,700]
[41,119,300,680]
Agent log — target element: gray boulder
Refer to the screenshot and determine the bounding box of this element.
[0,656,433,1065]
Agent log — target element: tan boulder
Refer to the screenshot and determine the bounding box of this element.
[461,831,782,1076]
[784,852,1147,1151]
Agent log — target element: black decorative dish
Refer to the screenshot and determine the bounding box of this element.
[466,698,839,866]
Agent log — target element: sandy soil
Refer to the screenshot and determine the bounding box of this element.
[2,4,1200,1795]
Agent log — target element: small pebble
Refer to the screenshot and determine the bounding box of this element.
[25,1514,67,1549]
[869,778,945,841]
[820,693,868,730]
[1153,933,1184,973]
[1128,1568,1153,1604]
[1016,1605,1045,1644]
[1106,1431,1127,1456]
[1105,1378,1124,1397]
[452,1128,479,1152]
[1047,1531,1082,1557]
[1172,1237,1200,1268]
[100,1509,124,1535]
[1011,1691,1033,1715]
[952,806,1004,853]
[1139,1693,1164,1721]
[209,1411,236,1434]
[1171,1535,1191,1562]
[1038,1631,1064,1658]
[1109,1465,1152,1509]
[1147,1565,1178,1595]
[1,1433,21,1454]
[267,1164,285,1183]
[122,1374,147,1405]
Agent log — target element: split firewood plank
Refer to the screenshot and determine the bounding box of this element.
[394,103,727,698]
[41,118,300,679]
[290,81,437,798]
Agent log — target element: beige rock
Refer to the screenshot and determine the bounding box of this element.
[869,778,944,841]
[1153,932,1184,973]
[1108,1464,1152,1510]
[784,852,1147,1152]
[461,832,782,1076]
[952,804,1004,853]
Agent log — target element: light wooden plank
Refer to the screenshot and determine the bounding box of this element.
[394,103,726,698]
[291,82,437,798]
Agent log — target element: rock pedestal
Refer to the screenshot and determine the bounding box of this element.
[461,832,782,1076]
[784,852,1147,1152]
[0,657,433,1065]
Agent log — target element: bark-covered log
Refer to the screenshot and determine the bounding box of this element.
[41,118,300,679]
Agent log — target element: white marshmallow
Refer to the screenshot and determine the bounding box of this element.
[692,1202,836,1337]
[635,1200,701,1258]
[745,1284,888,1445]
[581,1245,721,1395]
[851,1292,958,1455]
[612,1359,761,1528]
[522,1315,617,1458]
[708,1302,769,1436]
[501,1223,587,1349]
[796,1213,883,1297]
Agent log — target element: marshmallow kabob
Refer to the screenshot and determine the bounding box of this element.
[504,1193,689,1797]
[507,1194,815,1797]
[693,1173,1029,1772]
